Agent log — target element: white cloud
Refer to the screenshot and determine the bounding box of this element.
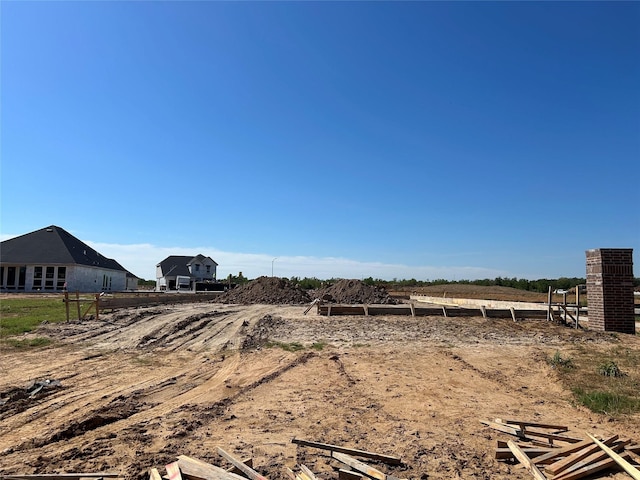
[85,240,506,282]
[1,232,507,281]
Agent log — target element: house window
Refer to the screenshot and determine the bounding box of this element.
[33,266,42,289]
[6,267,16,290]
[195,264,200,272]
[206,265,211,273]
[18,267,26,290]
[57,267,66,290]
[45,267,55,290]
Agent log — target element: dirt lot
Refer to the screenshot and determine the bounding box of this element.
[1,285,640,480]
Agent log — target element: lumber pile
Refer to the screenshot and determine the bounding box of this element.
[483,418,640,480]
[149,440,405,480]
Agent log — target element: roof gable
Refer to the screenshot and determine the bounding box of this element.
[0,225,127,272]
[157,254,218,277]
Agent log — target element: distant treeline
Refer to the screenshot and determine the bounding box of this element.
[287,276,640,292]
[139,275,640,292]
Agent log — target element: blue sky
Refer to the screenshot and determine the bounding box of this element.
[2,1,639,281]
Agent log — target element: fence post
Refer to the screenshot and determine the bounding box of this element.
[64,291,70,322]
[76,291,81,320]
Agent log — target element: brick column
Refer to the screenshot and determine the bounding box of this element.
[585,248,635,334]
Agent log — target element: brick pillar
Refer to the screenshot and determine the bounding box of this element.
[585,248,635,334]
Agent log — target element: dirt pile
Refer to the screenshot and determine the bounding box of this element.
[219,276,311,305]
[315,279,397,304]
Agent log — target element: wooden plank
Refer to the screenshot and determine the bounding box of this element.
[178,455,249,480]
[506,441,547,480]
[0,476,120,480]
[522,429,582,444]
[150,469,163,480]
[480,419,524,438]
[587,433,640,480]
[291,438,402,465]
[553,452,632,480]
[543,435,617,475]
[338,471,363,480]
[298,466,317,480]
[551,439,630,480]
[283,468,296,480]
[166,463,183,480]
[531,438,598,465]
[217,448,268,480]
[497,419,569,431]
[331,452,387,480]
[227,458,253,476]
[495,448,555,460]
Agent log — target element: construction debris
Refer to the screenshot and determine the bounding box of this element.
[484,418,640,479]
[141,441,405,480]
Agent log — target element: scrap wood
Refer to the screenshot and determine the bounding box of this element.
[217,448,268,480]
[497,419,569,432]
[149,469,163,480]
[166,463,183,480]
[543,435,619,476]
[177,455,248,480]
[330,451,403,480]
[227,459,253,476]
[338,471,364,480]
[292,438,402,465]
[587,433,640,480]
[480,419,525,438]
[531,439,598,465]
[550,440,630,480]
[495,447,554,460]
[523,429,583,445]
[506,441,547,480]
[298,465,317,480]
[0,476,120,480]
[553,452,634,480]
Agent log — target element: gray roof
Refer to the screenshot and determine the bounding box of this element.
[0,225,128,273]
[157,254,217,278]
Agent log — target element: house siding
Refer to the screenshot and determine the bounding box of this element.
[1,264,126,293]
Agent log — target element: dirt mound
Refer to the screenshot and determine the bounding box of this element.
[219,277,312,305]
[315,279,397,304]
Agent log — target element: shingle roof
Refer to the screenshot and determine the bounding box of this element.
[157,254,217,277]
[157,256,193,277]
[0,225,127,272]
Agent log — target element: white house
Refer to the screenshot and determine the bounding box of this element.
[0,225,137,293]
[156,254,218,291]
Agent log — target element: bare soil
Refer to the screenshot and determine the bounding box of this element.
[1,284,640,480]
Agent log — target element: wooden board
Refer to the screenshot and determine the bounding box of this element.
[338,471,363,480]
[506,441,546,480]
[587,433,640,480]
[553,452,632,480]
[217,448,268,480]
[166,462,183,480]
[543,435,617,475]
[178,455,249,480]
[292,438,402,465]
[331,452,387,480]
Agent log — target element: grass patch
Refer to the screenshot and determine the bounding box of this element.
[0,297,67,337]
[1,337,53,349]
[572,389,640,415]
[552,344,640,416]
[265,341,305,352]
[547,350,574,369]
[311,341,328,351]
